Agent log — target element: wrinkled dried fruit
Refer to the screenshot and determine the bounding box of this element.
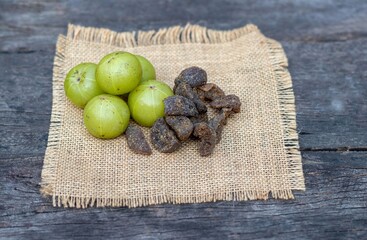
[164,95,199,117]
[150,118,181,153]
[221,107,234,124]
[209,111,228,144]
[125,123,152,155]
[198,83,225,101]
[189,112,208,125]
[174,82,207,113]
[174,81,192,97]
[174,66,207,88]
[209,94,241,113]
[194,87,206,101]
[165,116,194,141]
[193,122,217,156]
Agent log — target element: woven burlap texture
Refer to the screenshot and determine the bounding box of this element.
[41,23,305,208]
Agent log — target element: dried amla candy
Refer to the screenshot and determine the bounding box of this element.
[174,66,207,88]
[175,82,207,113]
[209,94,241,113]
[164,95,199,117]
[165,116,194,141]
[193,122,217,156]
[125,123,152,155]
[189,112,209,125]
[198,83,225,101]
[209,110,228,144]
[150,118,181,153]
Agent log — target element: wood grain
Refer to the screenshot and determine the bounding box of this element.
[1,152,366,239]
[1,0,366,239]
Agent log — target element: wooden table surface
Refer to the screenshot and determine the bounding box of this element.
[1,0,366,239]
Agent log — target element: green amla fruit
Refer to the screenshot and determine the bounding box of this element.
[96,51,142,95]
[84,94,130,139]
[128,80,173,127]
[64,63,104,108]
[135,55,156,82]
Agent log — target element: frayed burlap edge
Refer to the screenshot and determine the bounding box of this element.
[265,38,305,193]
[41,23,305,208]
[41,34,66,206]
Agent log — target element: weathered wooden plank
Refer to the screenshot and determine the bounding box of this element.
[0,151,366,239]
[0,51,52,159]
[285,38,367,149]
[1,0,367,52]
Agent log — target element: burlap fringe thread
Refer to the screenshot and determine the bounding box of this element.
[41,23,304,208]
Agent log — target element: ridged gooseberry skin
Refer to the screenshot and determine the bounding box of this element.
[64,63,104,108]
[83,94,130,139]
[95,51,142,95]
[135,55,156,83]
[128,80,173,127]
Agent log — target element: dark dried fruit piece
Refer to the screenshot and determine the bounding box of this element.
[174,66,207,88]
[193,87,206,101]
[150,118,181,153]
[209,94,241,113]
[125,123,152,155]
[193,122,217,156]
[217,107,235,125]
[209,111,228,144]
[175,82,207,113]
[189,112,208,125]
[164,95,199,117]
[198,83,225,101]
[165,116,194,141]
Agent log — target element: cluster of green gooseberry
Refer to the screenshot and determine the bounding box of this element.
[64,51,173,139]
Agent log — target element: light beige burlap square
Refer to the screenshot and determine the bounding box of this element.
[41,24,305,208]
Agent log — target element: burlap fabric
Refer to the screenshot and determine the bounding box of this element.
[41,24,305,208]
